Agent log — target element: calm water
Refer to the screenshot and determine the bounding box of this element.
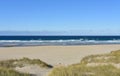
[0,36,120,46]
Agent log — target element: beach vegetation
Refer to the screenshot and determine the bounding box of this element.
[49,50,120,76]
[0,57,53,76]
[0,57,53,68]
[0,67,30,76]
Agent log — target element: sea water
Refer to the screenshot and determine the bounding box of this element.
[0,36,120,46]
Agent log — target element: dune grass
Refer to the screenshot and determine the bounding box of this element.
[0,57,53,68]
[49,65,120,76]
[81,50,120,64]
[0,67,30,76]
[49,50,120,76]
[0,57,53,76]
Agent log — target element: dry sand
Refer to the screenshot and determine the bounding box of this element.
[0,45,120,76]
[0,45,120,65]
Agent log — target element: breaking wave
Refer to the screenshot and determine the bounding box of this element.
[0,39,120,47]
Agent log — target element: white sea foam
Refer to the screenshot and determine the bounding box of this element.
[0,39,120,43]
[0,39,120,46]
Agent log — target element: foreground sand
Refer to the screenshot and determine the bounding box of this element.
[0,45,120,76]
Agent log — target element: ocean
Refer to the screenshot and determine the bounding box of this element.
[0,36,120,47]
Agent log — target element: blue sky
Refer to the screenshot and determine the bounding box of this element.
[0,0,120,35]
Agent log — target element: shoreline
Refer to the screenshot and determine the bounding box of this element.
[1,43,120,47]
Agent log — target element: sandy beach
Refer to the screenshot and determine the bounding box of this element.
[0,44,120,76]
[0,45,120,65]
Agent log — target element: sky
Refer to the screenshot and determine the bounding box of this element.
[0,0,120,35]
